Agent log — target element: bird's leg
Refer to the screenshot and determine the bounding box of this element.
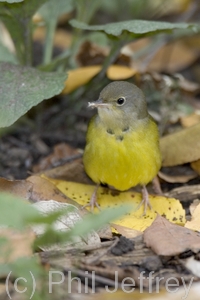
[82,184,101,212]
[136,185,152,216]
[152,176,163,194]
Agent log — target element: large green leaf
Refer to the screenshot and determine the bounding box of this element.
[74,0,101,24]
[38,0,74,22]
[70,19,196,38]
[0,0,23,2]
[0,192,40,229]
[0,62,67,127]
[0,0,46,20]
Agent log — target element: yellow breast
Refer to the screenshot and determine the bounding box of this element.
[83,115,161,191]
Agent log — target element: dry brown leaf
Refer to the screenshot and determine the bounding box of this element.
[180,113,200,128]
[124,37,149,54]
[0,228,34,263]
[27,175,75,204]
[191,159,200,175]
[126,33,200,74]
[41,158,92,184]
[76,41,108,66]
[77,41,131,67]
[160,123,200,166]
[189,199,200,216]
[177,77,200,94]
[144,214,200,256]
[0,177,32,199]
[158,169,197,183]
[185,203,200,231]
[33,143,81,172]
[0,175,73,205]
[166,185,200,204]
[148,40,198,73]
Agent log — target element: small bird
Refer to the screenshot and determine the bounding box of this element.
[83,81,162,214]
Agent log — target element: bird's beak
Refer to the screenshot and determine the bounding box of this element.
[88,98,109,109]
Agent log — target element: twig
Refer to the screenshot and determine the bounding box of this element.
[83,237,119,265]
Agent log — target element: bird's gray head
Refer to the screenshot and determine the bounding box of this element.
[92,81,148,120]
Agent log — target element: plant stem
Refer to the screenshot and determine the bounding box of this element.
[43,19,57,65]
[95,38,126,81]
[23,19,33,66]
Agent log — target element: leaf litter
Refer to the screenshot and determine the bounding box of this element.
[1,131,200,297]
[27,153,200,295]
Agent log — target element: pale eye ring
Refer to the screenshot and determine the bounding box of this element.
[117,97,126,106]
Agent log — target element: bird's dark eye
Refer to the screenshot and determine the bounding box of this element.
[117,97,126,106]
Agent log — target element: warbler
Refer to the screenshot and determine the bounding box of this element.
[83,81,162,214]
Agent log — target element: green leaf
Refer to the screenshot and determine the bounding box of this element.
[0,62,67,127]
[34,205,131,248]
[70,19,196,38]
[38,0,74,22]
[0,0,45,19]
[69,205,132,238]
[74,0,101,24]
[30,207,75,225]
[34,227,69,248]
[0,192,40,230]
[0,0,48,65]
[0,0,24,2]
[0,257,45,299]
[5,256,44,278]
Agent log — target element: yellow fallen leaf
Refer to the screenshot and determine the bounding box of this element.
[62,66,102,94]
[154,0,191,15]
[62,65,137,94]
[43,176,185,232]
[107,65,137,80]
[160,123,200,167]
[111,223,142,238]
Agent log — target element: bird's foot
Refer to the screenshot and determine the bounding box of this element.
[136,185,152,216]
[82,184,101,212]
[152,176,163,195]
